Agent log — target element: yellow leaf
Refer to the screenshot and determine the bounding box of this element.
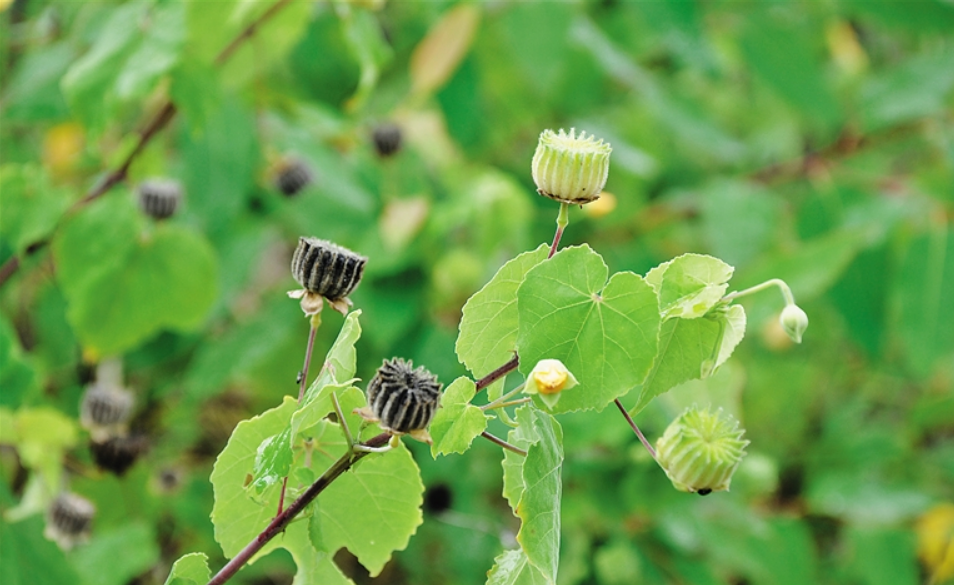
[409,4,480,97]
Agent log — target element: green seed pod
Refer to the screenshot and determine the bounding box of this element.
[137,179,182,220]
[291,237,367,301]
[274,157,315,197]
[372,123,403,158]
[531,128,611,204]
[366,358,442,434]
[655,406,749,495]
[46,492,95,548]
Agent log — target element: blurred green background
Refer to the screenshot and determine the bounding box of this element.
[1,0,953,584]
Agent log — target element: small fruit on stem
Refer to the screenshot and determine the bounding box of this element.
[137,178,182,220]
[779,303,809,344]
[359,358,442,443]
[524,358,578,409]
[274,157,315,197]
[532,128,611,205]
[372,123,403,158]
[46,492,95,549]
[80,383,134,442]
[289,237,367,315]
[655,406,749,495]
[90,434,148,476]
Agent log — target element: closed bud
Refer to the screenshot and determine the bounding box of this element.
[532,128,611,205]
[525,359,578,409]
[46,492,95,549]
[372,123,403,158]
[274,157,315,197]
[80,383,134,441]
[290,237,367,313]
[779,304,809,344]
[137,178,182,220]
[365,358,442,440]
[655,406,749,495]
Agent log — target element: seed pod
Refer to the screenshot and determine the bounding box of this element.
[372,123,403,158]
[80,383,134,435]
[366,358,442,433]
[274,158,314,197]
[532,128,612,205]
[90,434,148,476]
[291,237,367,301]
[46,492,95,548]
[137,179,182,220]
[655,406,749,495]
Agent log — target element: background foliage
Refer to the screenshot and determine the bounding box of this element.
[2,0,953,584]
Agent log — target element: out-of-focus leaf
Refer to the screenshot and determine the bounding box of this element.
[806,473,931,524]
[1,42,73,122]
[72,522,159,585]
[517,245,660,413]
[410,4,481,97]
[499,2,573,93]
[0,165,72,255]
[342,8,392,111]
[163,553,210,585]
[842,0,954,34]
[700,180,783,269]
[13,407,77,492]
[645,253,734,320]
[860,52,954,132]
[0,517,80,585]
[113,2,185,100]
[0,316,36,407]
[843,526,919,585]
[593,539,642,585]
[430,377,489,457]
[486,549,549,585]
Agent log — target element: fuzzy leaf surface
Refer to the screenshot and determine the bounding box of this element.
[486,549,550,585]
[163,553,210,585]
[430,376,489,457]
[645,253,734,320]
[516,245,659,412]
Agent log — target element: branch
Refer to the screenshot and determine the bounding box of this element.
[206,432,391,585]
[474,354,519,393]
[0,0,294,289]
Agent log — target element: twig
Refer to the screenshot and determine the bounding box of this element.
[475,355,519,393]
[614,399,656,459]
[207,432,390,585]
[0,0,295,289]
[480,431,527,457]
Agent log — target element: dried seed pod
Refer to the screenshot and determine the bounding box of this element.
[90,434,148,476]
[274,158,315,197]
[291,237,367,301]
[372,123,403,158]
[80,383,134,438]
[46,492,95,548]
[137,178,183,220]
[366,358,442,434]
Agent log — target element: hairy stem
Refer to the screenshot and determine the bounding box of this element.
[207,432,390,585]
[0,0,295,289]
[475,354,519,393]
[480,431,527,457]
[548,202,570,259]
[614,399,656,459]
[722,278,795,306]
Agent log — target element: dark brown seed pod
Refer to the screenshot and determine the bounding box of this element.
[372,123,403,158]
[48,492,95,537]
[366,358,442,433]
[274,158,315,197]
[90,434,148,476]
[80,384,134,429]
[291,237,367,301]
[137,179,182,220]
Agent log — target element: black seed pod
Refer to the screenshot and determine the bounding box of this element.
[274,158,314,197]
[137,179,182,220]
[372,123,403,158]
[366,358,442,433]
[90,434,147,476]
[80,384,134,429]
[48,492,95,537]
[291,237,367,300]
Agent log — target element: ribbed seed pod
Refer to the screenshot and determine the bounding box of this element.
[372,123,403,158]
[80,383,134,430]
[90,434,147,476]
[291,237,367,301]
[655,406,749,495]
[137,179,182,220]
[274,158,314,197]
[48,492,95,538]
[366,358,442,433]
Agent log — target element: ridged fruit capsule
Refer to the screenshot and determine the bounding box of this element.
[372,123,403,158]
[365,358,442,435]
[291,237,367,301]
[90,434,148,476]
[80,383,134,438]
[46,492,95,548]
[137,178,182,220]
[274,158,315,197]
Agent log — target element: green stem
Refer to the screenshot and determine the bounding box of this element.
[484,397,532,411]
[548,202,570,259]
[722,278,795,306]
[614,399,656,460]
[480,382,526,411]
[480,431,527,457]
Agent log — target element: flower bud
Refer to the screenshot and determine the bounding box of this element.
[372,123,403,158]
[46,492,95,549]
[655,406,749,495]
[365,358,442,440]
[274,157,315,197]
[290,237,367,312]
[779,304,809,344]
[531,128,611,204]
[525,359,578,409]
[137,178,182,220]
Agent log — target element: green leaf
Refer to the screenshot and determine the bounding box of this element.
[14,407,78,493]
[486,549,550,585]
[290,384,366,450]
[513,408,563,583]
[341,8,393,111]
[629,305,745,415]
[72,522,159,585]
[843,526,918,585]
[54,194,218,356]
[645,253,734,320]
[314,443,424,577]
[457,244,549,392]
[286,522,353,585]
[113,2,185,100]
[0,316,37,407]
[515,245,660,413]
[0,517,80,585]
[501,407,541,512]
[163,553,210,585]
[430,377,489,457]
[249,428,293,495]
[0,165,72,255]
[304,310,363,401]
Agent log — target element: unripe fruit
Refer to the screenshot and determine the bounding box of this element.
[532,128,611,204]
[366,358,442,434]
[655,406,749,495]
[137,179,182,220]
[290,237,367,301]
